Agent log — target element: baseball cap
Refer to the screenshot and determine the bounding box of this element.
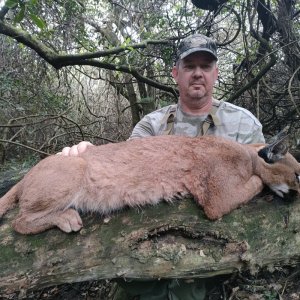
[176,34,218,61]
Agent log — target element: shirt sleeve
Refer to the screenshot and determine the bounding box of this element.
[250,126,265,143]
[237,123,265,144]
[128,116,155,140]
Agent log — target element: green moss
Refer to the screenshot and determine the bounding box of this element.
[0,246,17,263]
[27,235,50,249]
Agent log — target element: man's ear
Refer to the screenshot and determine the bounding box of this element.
[258,133,289,163]
[172,66,179,83]
[214,65,219,83]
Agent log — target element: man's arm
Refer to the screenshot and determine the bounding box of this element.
[129,116,156,139]
[240,126,265,144]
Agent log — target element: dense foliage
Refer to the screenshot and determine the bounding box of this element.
[0,0,299,162]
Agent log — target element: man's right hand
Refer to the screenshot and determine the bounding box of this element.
[57,141,93,156]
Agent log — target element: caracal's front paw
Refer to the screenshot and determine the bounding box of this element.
[55,208,83,233]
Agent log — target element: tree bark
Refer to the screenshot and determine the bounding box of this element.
[0,184,300,294]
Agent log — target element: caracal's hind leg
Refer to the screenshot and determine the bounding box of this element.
[13,208,83,234]
[202,175,264,220]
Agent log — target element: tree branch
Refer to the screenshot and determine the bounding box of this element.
[227,27,277,103]
[0,20,178,96]
[0,6,9,20]
[287,65,300,117]
[0,139,50,156]
[227,53,276,102]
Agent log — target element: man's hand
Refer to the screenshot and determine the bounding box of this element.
[57,141,93,156]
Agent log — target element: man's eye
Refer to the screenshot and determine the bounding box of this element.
[202,65,212,70]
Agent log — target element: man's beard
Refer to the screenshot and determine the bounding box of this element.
[187,88,206,100]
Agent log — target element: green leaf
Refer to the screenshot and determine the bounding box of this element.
[14,4,26,23]
[29,13,47,30]
[4,0,18,9]
[29,0,38,5]
[125,37,131,45]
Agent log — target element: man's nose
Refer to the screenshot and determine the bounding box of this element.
[192,66,203,77]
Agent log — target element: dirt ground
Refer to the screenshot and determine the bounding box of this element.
[1,266,300,300]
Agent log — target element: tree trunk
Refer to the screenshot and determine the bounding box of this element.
[0,183,300,294]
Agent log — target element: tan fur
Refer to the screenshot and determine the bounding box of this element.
[1,135,299,234]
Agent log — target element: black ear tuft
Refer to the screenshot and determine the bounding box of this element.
[258,147,274,163]
[258,133,289,164]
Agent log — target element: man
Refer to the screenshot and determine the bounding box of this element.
[61,34,265,299]
[62,34,263,157]
[129,34,264,144]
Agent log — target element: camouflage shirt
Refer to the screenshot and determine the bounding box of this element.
[129,99,265,144]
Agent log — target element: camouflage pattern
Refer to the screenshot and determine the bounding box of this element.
[176,33,218,61]
[130,99,265,144]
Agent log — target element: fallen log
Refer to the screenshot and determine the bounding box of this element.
[0,188,300,294]
[0,167,29,197]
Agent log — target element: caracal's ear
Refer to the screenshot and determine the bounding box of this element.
[258,128,290,164]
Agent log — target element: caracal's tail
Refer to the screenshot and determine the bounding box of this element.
[0,183,20,218]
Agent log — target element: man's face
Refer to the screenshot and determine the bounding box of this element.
[172,52,218,103]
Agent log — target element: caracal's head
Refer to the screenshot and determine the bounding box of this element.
[257,132,300,198]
